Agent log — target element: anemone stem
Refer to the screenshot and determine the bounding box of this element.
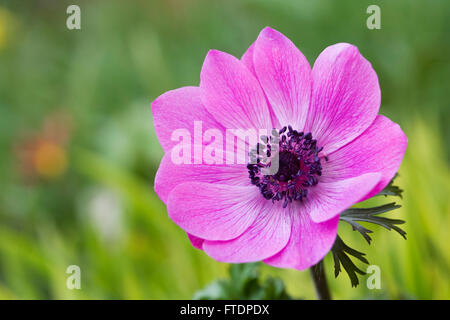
[309,260,332,300]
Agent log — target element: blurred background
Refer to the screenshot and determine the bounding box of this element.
[0,0,448,299]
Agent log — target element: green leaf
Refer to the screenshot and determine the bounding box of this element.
[192,280,230,300]
[376,174,403,198]
[331,236,369,287]
[193,263,292,300]
[333,173,407,287]
[340,202,407,244]
[262,277,292,300]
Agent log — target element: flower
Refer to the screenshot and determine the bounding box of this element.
[151,27,407,270]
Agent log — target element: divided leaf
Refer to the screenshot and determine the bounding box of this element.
[340,202,406,244]
[331,236,369,287]
[333,174,407,287]
[376,174,403,198]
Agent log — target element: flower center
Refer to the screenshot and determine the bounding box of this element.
[274,151,300,182]
[247,126,323,208]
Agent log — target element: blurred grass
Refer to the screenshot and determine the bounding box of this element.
[0,0,448,299]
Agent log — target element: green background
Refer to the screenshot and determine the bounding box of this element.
[0,0,448,299]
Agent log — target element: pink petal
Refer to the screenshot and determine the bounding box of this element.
[202,201,291,263]
[167,182,262,241]
[322,115,407,200]
[152,86,223,152]
[154,152,248,203]
[187,233,204,250]
[241,41,279,127]
[264,202,339,271]
[305,43,381,154]
[307,172,381,223]
[200,50,273,130]
[241,41,257,77]
[253,27,312,130]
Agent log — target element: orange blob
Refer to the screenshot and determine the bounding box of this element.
[33,141,68,179]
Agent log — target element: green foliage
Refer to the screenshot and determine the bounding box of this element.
[331,236,369,288]
[376,175,404,198]
[340,202,406,244]
[0,0,448,300]
[332,177,407,287]
[193,263,292,300]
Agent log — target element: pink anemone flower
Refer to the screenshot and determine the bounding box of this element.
[152,27,407,270]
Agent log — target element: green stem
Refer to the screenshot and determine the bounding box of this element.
[309,260,332,300]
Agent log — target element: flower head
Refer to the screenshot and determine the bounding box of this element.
[152,27,407,270]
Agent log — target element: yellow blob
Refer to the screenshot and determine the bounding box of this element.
[0,8,14,50]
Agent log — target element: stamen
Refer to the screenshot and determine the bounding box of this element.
[247,126,323,207]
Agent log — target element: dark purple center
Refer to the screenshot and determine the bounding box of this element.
[274,151,301,182]
[247,126,323,208]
